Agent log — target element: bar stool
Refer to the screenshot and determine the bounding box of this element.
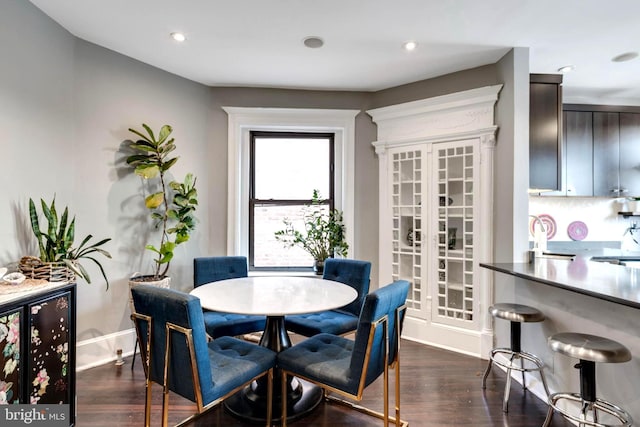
[543,332,633,427]
[482,303,550,412]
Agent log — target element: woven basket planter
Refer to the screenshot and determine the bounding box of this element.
[19,256,76,283]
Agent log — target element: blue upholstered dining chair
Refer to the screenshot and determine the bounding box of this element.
[131,284,276,427]
[285,258,371,336]
[193,256,266,338]
[277,279,410,427]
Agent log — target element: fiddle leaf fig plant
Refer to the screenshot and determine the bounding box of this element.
[28,196,112,287]
[274,189,348,263]
[127,124,198,280]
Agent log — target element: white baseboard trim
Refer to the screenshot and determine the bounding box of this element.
[76,328,137,372]
[479,329,494,361]
[402,317,483,358]
[401,334,482,359]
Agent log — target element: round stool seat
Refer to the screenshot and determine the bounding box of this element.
[489,303,545,323]
[548,332,631,364]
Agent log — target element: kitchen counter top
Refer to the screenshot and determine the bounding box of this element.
[480,257,640,309]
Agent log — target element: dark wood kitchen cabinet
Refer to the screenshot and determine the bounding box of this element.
[530,74,563,191]
[563,105,640,198]
[0,283,76,425]
[563,110,593,196]
[619,113,640,197]
[592,111,640,197]
[593,112,621,196]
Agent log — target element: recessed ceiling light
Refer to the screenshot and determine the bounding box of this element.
[303,36,324,49]
[170,32,186,42]
[403,41,418,51]
[557,65,574,73]
[612,52,639,62]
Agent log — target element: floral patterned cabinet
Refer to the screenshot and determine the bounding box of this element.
[0,283,76,425]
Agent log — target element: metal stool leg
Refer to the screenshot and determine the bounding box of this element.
[502,353,515,412]
[483,347,548,413]
[545,392,633,427]
[483,307,549,415]
[580,401,590,427]
[518,350,550,397]
[519,356,527,390]
[542,394,556,427]
[539,361,550,397]
[481,351,494,389]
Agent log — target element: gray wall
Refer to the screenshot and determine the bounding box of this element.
[493,48,531,350]
[0,0,75,261]
[72,38,213,336]
[0,1,214,342]
[495,48,530,264]
[370,63,499,108]
[207,88,377,280]
[1,1,522,363]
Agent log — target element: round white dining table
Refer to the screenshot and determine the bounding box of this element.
[190,275,357,316]
[190,275,358,422]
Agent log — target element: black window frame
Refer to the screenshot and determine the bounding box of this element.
[249,130,335,271]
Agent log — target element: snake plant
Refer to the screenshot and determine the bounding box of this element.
[28,197,111,287]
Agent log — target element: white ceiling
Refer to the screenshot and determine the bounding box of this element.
[30,0,640,105]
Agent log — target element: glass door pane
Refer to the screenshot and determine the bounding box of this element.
[434,140,476,325]
[390,148,424,314]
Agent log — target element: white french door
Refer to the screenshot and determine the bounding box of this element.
[430,139,480,331]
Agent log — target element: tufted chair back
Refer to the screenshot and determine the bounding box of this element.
[350,279,410,388]
[322,258,371,317]
[277,279,410,426]
[131,284,276,426]
[194,256,248,287]
[131,284,212,402]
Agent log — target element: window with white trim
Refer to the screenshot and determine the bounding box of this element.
[223,107,358,270]
[249,131,335,270]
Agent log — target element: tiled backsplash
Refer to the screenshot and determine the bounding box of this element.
[529,196,639,249]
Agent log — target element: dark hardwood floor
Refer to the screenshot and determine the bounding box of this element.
[76,339,572,426]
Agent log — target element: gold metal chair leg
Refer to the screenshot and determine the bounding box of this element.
[162,383,170,427]
[144,378,152,427]
[281,370,288,427]
[325,394,409,426]
[394,360,401,427]
[323,362,408,425]
[383,362,389,427]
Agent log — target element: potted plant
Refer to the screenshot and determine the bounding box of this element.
[20,196,111,287]
[126,124,198,287]
[274,189,348,274]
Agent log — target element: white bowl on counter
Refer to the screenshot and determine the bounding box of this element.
[1,271,26,285]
